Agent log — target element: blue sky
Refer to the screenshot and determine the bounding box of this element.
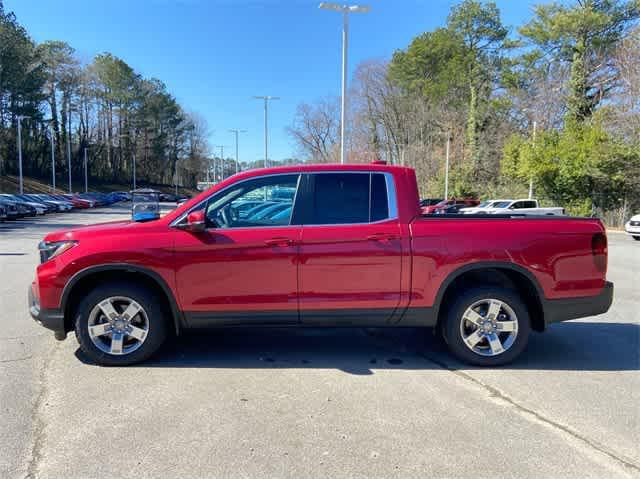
[6,0,536,162]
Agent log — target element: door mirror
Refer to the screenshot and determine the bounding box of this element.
[181,210,206,232]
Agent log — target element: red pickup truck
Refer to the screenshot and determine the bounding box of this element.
[29,163,613,366]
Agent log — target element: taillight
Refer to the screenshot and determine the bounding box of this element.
[591,233,607,272]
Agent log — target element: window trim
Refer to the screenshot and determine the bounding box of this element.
[170,173,302,229]
[302,171,398,227]
[170,170,399,229]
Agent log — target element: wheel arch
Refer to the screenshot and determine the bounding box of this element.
[61,264,183,335]
[433,261,546,332]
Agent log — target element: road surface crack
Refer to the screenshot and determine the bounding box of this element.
[0,355,33,363]
[25,342,58,478]
[417,349,640,474]
[360,329,640,474]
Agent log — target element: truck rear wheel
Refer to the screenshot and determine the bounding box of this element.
[633,236,640,241]
[442,287,530,366]
[74,282,167,366]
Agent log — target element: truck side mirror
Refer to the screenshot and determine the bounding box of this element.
[181,210,206,233]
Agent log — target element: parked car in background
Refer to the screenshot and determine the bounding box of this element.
[31,194,73,212]
[77,193,107,207]
[419,198,444,207]
[159,193,179,202]
[459,200,502,214]
[62,194,95,209]
[21,195,57,213]
[0,196,36,217]
[625,214,640,240]
[0,198,20,220]
[0,203,7,222]
[16,194,55,213]
[29,163,612,367]
[1,194,47,215]
[422,198,480,215]
[472,199,565,216]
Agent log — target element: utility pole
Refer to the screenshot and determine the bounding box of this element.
[529,121,537,199]
[229,129,246,175]
[253,96,279,168]
[444,132,451,200]
[319,2,370,164]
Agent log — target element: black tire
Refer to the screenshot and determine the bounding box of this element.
[441,287,531,366]
[74,282,168,366]
[633,236,640,241]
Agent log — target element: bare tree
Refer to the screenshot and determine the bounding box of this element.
[287,97,340,163]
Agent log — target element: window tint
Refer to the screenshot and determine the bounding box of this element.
[204,174,299,228]
[370,173,389,221]
[309,173,391,225]
[522,201,537,208]
[311,173,370,224]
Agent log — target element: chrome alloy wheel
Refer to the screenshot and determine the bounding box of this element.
[459,298,519,357]
[87,296,149,355]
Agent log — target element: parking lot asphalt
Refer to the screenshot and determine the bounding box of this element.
[1,205,638,478]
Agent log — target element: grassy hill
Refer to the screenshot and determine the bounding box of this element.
[0,174,199,196]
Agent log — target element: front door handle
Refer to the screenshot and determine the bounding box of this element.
[264,237,294,247]
[366,233,398,242]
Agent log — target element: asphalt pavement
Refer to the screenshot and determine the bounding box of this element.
[1,205,638,478]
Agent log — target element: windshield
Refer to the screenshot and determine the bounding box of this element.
[492,201,512,208]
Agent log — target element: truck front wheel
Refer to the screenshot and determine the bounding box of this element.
[442,287,531,366]
[74,282,168,366]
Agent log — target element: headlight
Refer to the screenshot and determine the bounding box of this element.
[38,240,77,263]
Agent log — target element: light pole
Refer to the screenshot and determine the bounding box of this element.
[83,146,91,193]
[319,2,370,164]
[16,115,30,194]
[132,152,137,190]
[174,158,180,195]
[253,96,279,168]
[229,129,247,175]
[215,145,229,181]
[49,123,56,192]
[444,131,451,200]
[529,121,537,199]
[66,101,73,193]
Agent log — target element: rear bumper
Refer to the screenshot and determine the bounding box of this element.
[543,281,614,326]
[28,283,66,340]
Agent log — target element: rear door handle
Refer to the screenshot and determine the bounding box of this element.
[264,237,294,247]
[366,233,398,242]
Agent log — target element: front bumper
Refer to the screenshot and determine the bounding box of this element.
[28,282,66,340]
[543,281,614,326]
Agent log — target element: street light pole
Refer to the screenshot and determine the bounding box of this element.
[66,102,72,193]
[444,132,451,200]
[319,2,370,164]
[50,124,55,192]
[83,147,88,193]
[215,145,229,181]
[17,115,29,194]
[132,152,137,190]
[253,96,279,168]
[529,120,537,200]
[229,129,246,175]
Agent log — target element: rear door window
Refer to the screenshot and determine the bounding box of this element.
[308,172,392,225]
